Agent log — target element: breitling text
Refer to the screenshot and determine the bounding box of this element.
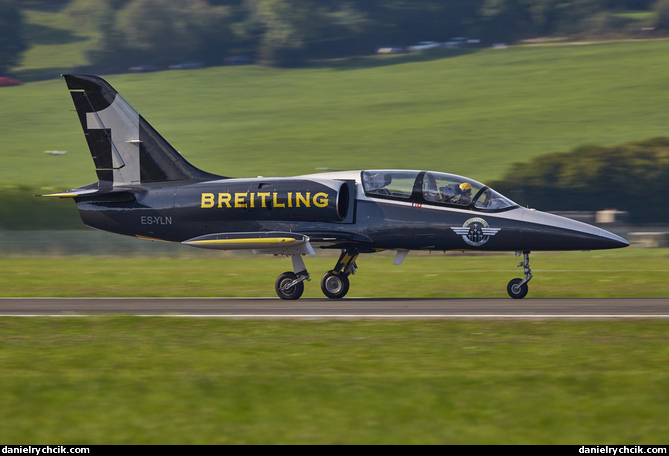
[200,192,330,209]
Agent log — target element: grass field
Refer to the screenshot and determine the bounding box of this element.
[1,318,668,444]
[1,248,667,298]
[3,39,669,191]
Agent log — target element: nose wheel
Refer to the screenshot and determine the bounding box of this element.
[507,251,533,299]
[507,278,529,299]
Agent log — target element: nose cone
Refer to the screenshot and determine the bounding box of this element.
[588,228,629,250]
[518,209,629,251]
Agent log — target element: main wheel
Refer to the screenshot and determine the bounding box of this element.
[507,278,529,299]
[321,271,350,299]
[275,272,304,300]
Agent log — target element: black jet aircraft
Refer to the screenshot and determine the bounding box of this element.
[45,74,629,300]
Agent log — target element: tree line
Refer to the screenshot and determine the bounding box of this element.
[491,137,669,223]
[3,0,669,73]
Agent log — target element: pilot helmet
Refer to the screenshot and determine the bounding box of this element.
[459,182,472,192]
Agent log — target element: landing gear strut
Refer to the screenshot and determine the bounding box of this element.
[507,250,533,299]
[275,254,310,300]
[321,249,358,299]
[274,249,360,300]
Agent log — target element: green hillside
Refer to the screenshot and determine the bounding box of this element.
[3,39,669,194]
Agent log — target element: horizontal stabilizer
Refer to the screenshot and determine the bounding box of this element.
[41,189,99,198]
[39,185,141,203]
[183,232,315,255]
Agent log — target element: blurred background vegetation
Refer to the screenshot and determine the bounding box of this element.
[2,0,669,227]
[3,0,669,74]
[492,137,669,223]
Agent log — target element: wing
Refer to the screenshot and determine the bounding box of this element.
[182,231,315,255]
[182,230,374,255]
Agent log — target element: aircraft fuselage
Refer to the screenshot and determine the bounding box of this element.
[75,170,627,253]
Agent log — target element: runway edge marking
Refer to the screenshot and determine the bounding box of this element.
[2,314,669,318]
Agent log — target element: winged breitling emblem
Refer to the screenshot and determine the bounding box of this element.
[451,217,501,247]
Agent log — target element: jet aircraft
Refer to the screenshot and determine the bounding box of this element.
[45,74,629,300]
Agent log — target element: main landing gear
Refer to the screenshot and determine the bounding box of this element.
[321,250,358,299]
[275,249,359,300]
[275,254,310,300]
[507,250,533,299]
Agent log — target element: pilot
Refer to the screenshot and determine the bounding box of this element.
[367,172,392,194]
[454,182,472,205]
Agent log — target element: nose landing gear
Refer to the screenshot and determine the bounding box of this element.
[507,250,533,299]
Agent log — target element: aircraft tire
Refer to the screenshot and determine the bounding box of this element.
[507,278,529,299]
[321,271,350,299]
[275,272,304,300]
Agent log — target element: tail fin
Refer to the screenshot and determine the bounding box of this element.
[63,74,223,187]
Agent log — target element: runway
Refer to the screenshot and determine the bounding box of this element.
[1,297,669,317]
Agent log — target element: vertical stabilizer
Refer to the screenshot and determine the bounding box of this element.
[63,74,223,186]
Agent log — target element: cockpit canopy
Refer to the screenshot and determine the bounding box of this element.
[361,170,517,212]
